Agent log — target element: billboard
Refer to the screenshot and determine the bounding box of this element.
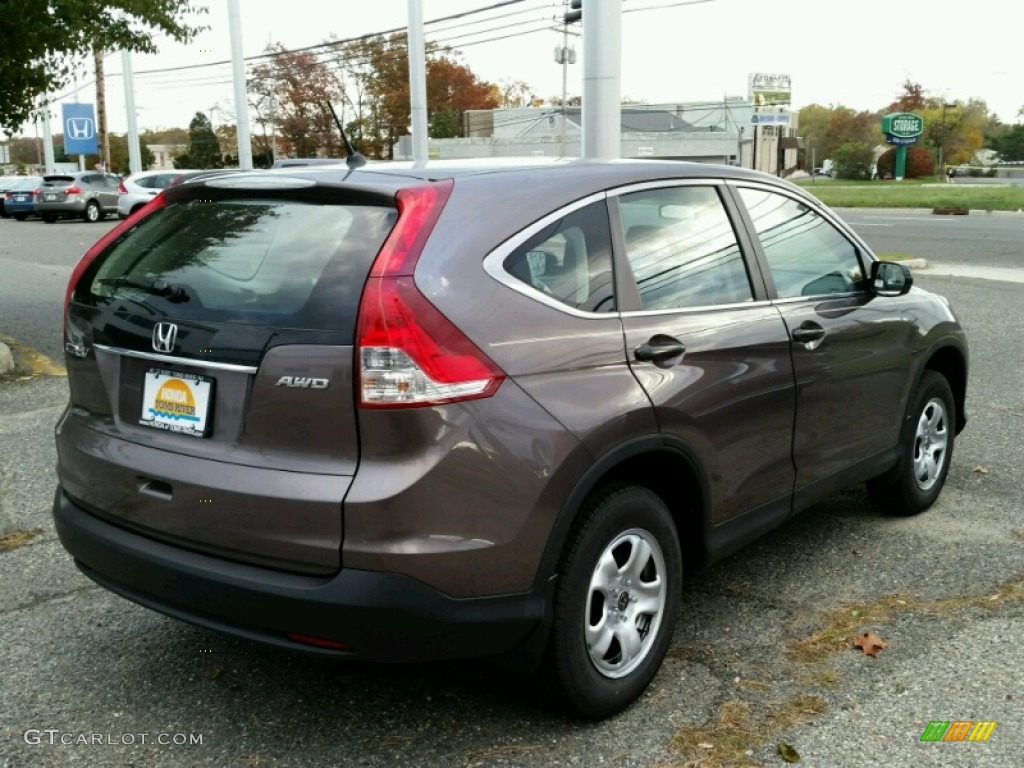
[62,103,98,156]
[749,73,791,108]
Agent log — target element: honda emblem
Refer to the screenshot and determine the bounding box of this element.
[152,322,178,354]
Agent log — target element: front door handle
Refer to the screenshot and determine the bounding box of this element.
[634,335,686,368]
[791,322,826,343]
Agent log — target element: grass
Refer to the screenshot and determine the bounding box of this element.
[794,178,1024,211]
[0,527,43,552]
[664,571,1024,766]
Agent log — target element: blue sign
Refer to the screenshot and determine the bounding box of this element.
[886,134,918,146]
[751,112,791,125]
[62,103,98,155]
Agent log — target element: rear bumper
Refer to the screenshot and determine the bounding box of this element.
[53,488,549,664]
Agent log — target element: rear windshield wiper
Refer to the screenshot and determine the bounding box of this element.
[96,277,190,302]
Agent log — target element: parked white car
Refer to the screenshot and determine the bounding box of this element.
[117,169,197,218]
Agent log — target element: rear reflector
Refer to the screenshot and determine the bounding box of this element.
[286,633,352,651]
[356,180,505,408]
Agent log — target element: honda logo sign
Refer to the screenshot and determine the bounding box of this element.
[152,322,178,354]
[61,103,99,155]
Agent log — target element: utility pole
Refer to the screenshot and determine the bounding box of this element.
[41,99,55,174]
[227,0,253,169]
[94,48,110,171]
[122,50,142,175]
[581,0,622,159]
[406,0,429,165]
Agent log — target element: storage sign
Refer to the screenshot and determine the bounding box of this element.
[882,112,924,139]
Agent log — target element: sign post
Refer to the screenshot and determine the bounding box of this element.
[881,112,924,180]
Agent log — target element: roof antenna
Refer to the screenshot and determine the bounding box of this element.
[326,102,366,169]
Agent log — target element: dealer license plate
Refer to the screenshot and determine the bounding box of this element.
[139,368,213,437]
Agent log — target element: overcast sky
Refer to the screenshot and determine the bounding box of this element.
[34,0,1024,137]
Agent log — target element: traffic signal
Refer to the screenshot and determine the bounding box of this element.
[564,0,582,23]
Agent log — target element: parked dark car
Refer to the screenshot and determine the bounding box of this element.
[3,176,44,220]
[53,160,968,718]
[36,171,121,222]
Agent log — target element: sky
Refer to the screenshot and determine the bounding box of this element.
[29,0,1024,138]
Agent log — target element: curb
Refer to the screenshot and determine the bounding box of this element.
[0,342,13,374]
[893,258,927,270]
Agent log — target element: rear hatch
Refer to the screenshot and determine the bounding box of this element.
[40,175,77,203]
[58,175,400,573]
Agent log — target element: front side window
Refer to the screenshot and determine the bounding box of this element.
[739,188,865,299]
[502,200,615,313]
[617,185,752,310]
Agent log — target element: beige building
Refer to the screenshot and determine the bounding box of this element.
[149,144,185,170]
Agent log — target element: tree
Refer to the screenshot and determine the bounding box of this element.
[109,134,155,174]
[175,112,223,169]
[248,45,343,160]
[831,141,875,179]
[877,147,934,178]
[329,33,499,159]
[993,124,1024,161]
[797,104,831,168]
[825,107,881,155]
[0,1,205,134]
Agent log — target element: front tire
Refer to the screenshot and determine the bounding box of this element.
[867,370,956,516]
[550,484,682,719]
[42,215,57,224]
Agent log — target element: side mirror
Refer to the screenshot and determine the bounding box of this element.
[870,261,913,297]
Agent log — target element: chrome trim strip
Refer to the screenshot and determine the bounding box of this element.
[93,344,258,373]
[605,177,722,197]
[619,299,775,317]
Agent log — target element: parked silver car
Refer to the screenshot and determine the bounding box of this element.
[36,172,122,223]
[117,169,197,218]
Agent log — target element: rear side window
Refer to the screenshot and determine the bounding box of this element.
[502,200,615,313]
[82,198,395,333]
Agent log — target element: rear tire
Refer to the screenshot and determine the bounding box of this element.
[549,483,682,719]
[14,214,27,221]
[42,215,57,224]
[866,370,955,516]
[84,200,101,223]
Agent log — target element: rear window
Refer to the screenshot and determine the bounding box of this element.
[80,198,395,333]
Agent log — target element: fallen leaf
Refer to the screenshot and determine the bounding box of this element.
[973,465,990,474]
[853,631,887,657]
[778,741,801,762]
[697,742,714,750]
[208,666,223,680]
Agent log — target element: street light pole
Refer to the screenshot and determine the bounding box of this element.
[939,102,956,181]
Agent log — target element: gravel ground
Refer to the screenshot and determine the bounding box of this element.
[1,275,1021,768]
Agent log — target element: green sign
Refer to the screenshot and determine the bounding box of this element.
[882,112,924,139]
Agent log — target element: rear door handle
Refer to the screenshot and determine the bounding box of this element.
[634,335,686,369]
[791,322,826,343]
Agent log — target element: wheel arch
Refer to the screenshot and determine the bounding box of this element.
[923,342,967,434]
[535,436,711,591]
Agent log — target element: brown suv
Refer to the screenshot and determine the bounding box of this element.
[53,160,968,718]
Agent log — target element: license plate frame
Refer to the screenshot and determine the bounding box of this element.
[139,368,214,437]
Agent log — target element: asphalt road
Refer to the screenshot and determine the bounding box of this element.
[1,214,1023,767]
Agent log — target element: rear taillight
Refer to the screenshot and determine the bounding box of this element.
[30,189,40,197]
[117,180,128,194]
[65,185,82,195]
[356,179,505,408]
[4,192,11,200]
[63,192,167,315]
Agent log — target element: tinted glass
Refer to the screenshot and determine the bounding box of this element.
[81,198,395,333]
[740,188,865,298]
[503,200,615,313]
[618,186,752,309]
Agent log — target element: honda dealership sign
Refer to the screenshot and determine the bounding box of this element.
[62,103,98,156]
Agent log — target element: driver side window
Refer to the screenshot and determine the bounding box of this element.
[739,188,865,299]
